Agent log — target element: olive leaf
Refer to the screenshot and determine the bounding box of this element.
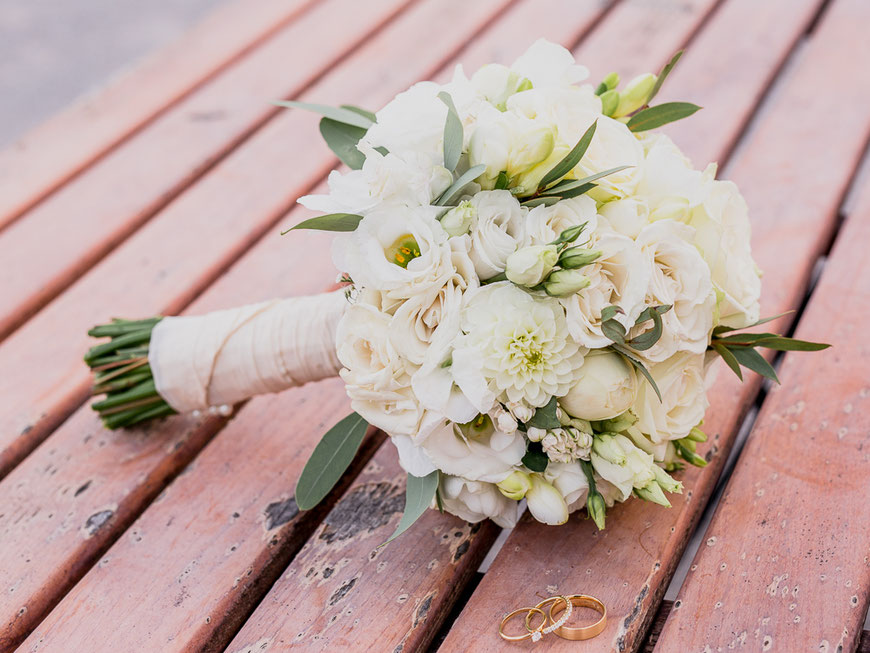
[537,120,597,190]
[627,102,701,132]
[383,470,439,545]
[282,213,363,234]
[438,91,463,173]
[274,100,374,129]
[646,50,684,105]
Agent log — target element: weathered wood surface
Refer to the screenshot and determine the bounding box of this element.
[226,445,498,653]
[0,0,316,232]
[654,66,870,653]
[1,2,610,649]
[439,0,869,650]
[0,0,412,343]
[0,0,514,480]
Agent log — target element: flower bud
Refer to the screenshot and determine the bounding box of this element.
[558,246,602,269]
[613,73,656,118]
[507,401,534,423]
[652,465,683,494]
[497,471,532,500]
[440,200,476,236]
[561,351,637,421]
[592,433,626,466]
[510,125,556,175]
[496,410,518,434]
[526,426,547,442]
[635,480,671,507]
[543,269,590,297]
[599,89,619,117]
[594,411,637,433]
[687,426,708,442]
[472,64,532,111]
[526,475,569,525]
[601,72,620,91]
[505,245,558,286]
[587,491,606,530]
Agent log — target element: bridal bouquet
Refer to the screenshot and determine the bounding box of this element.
[85,41,826,539]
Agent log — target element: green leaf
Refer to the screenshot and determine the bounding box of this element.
[602,317,626,344]
[340,104,377,123]
[527,396,561,429]
[712,343,743,381]
[646,50,684,105]
[522,441,549,473]
[383,471,439,544]
[627,304,672,351]
[755,338,830,352]
[494,171,510,190]
[537,120,597,191]
[319,118,367,169]
[674,439,707,467]
[712,311,794,336]
[731,347,780,384]
[540,166,631,196]
[274,100,373,129]
[613,344,662,401]
[438,92,463,173]
[521,196,561,208]
[296,413,369,510]
[600,305,624,322]
[282,213,363,234]
[435,164,487,206]
[627,102,701,132]
[550,222,588,246]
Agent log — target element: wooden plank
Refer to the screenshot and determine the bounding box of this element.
[0,0,414,343]
[439,0,869,651]
[2,3,611,649]
[654,82,870,653]
[227,445,497,653]
[0,0,514,480]
[0,0,317,233]
[0,0,525,646]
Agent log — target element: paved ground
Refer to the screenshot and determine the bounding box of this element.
[0,0,226,148]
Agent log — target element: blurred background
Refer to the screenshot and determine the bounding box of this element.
[0,0,225,148]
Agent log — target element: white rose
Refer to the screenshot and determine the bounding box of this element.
[363,81,446,163]
[505,244,558,286]
[561,227,649,347]
[333,205,476,302]
[688,180,761,328]
[451,283,586,412]
[417,415,525,483]
[336,303,422,437]
[465,190,527,279]
[633,351,709,443]
[634,220,716,362]
[470,63,531,110]
[509,38,589,88]
[560,350,637,421]
[526,475,569,525]
[439,475,521,528]
[572,115,644,198]
[523,196,598,245]
[298,145,452,215]
[634,133,712,214]
[590,433,656,501]
[544,462,590,513]
[598,198,650,238]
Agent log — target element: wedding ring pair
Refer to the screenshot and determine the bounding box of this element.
[498,594,607,643]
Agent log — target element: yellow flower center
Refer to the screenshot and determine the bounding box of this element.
[386,234,421,268]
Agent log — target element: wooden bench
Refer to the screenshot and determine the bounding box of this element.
[1,0,868,650]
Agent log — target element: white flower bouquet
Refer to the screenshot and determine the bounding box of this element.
[85,41,827,538]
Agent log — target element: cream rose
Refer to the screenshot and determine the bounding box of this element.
[465,190,527,280]
[544,462,590,513]
[560,350,638,421]
[438,475,521,528]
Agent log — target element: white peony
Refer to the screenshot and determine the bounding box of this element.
[560,350,638,421]
[336,302,422,437]
[438,475,521,528]
[451,283,586,411]
[333,205,476,302]
[632,351,709,443]
[634,220,716,362]
[465,190,527,280]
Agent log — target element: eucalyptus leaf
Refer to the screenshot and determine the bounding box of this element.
[613,344,662,401]
[383,471,439,545]
[522,441,549,473]
[732,347,780,383]
[340,104,377,123]
[713,343,743,381]
[283,213,363,234]
[602,318,626,344]
[527,396,560,429]
[438,92,463,172]
[537,120,597,190]
[274,100,373,129]
[541,166,631,196]
[627,102,701,132]
[600,305,624,322]
[319,118,367,169]
[296,412,369,510]
[435,164,487,206]
[646,50,684,105]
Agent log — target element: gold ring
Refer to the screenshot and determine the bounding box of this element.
[499,606,547,642]
[548,594,607,640]
[526,596,573,634]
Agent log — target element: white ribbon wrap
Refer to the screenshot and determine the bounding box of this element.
[149,291,347,413]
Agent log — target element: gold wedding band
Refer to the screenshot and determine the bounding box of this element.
[548,594,607,640]
[499,606,547,642]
